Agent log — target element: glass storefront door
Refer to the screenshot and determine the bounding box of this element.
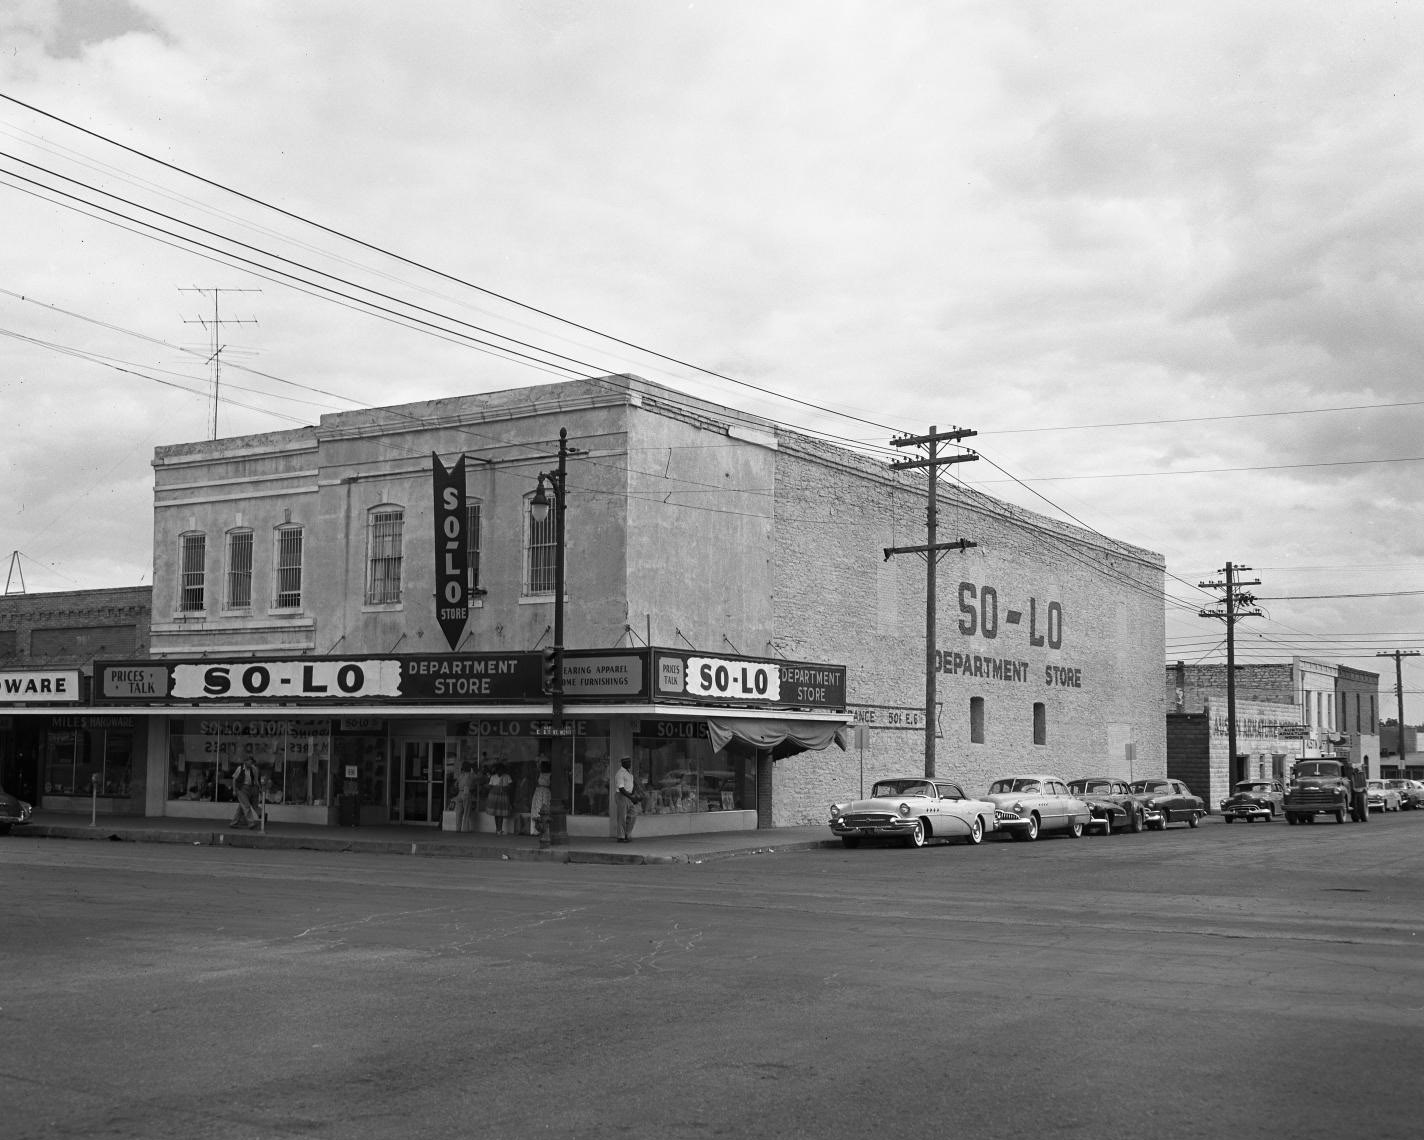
[397,739,446,825]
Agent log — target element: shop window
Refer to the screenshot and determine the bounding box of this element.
[366,507,404,604]
[524,492,558,595]
[469,718,611,820]
[274,524,303,609]
[167,717,331,807]
[466,501,483,595]
[226,529,253,609]
[1033,702,1047,746]
[179,532,206,613]
[632,721,756,815]
[970,697,985,744]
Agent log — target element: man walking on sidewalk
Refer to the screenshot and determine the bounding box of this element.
[230,758,259,828]
[615,757,640,842]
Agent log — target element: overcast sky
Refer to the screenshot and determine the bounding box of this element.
[3,1,1423,717]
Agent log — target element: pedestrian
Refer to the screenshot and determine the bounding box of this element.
[229,757,259,828]
[614,757,641,842]
[455,762,478,832]
[529,761,551,836]
[486,761,513,835]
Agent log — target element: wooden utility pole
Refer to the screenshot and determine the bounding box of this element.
[1198,562,1261,783]
[1376,649,1420,777]
[180,287,260,439]
[886,426,978,778]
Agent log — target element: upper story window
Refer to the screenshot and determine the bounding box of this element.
[179,532,206,613]
[366,507,403,605]
[524,493,558,596]
[226,529,253,609]
[1032,702,1047,746]
[969,696,985,744]
[466,501,483,595]
[274,524,303,609]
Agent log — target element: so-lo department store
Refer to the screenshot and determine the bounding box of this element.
[94,647,849,836]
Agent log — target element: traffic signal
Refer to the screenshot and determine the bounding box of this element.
[541,647,560,694]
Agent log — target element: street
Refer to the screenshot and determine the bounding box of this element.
[4,813,1423,1140]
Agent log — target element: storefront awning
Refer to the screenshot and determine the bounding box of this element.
[705,716,848,759]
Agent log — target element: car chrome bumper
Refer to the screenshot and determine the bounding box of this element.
[830,820,914,837]
[1221,806,1271,819]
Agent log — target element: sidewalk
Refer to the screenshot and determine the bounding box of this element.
[14,810,837,866]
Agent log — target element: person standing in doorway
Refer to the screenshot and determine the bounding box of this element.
[486,762,513,835]
[229,757,259,829]
[455,762,478,832]
[614,757,640,842]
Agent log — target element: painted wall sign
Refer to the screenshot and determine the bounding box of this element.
[956,582,1065,648]
[0,669,81,703]
[432,452,469,651]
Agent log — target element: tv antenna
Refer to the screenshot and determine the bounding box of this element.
[180,287,260,439]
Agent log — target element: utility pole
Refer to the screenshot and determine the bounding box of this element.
[886,426,978,778]
[1198,562,1262,784]
[180,287,260,440]
[1376,649,1420,777]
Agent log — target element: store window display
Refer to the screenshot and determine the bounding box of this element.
[167,717,332,806]
[633,721,757,815]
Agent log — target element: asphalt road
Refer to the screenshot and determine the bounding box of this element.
[3,811,1423,1140]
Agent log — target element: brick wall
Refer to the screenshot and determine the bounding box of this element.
[0,587,152,667]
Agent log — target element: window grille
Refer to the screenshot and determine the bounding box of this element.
[179,533,206,613]
[466,502,482,593]
[227,530,253,609]
[366,508,403,604]
[275,525,303,608]
[525,496,557,595]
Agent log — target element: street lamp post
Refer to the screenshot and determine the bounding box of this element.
[529,428,571,844]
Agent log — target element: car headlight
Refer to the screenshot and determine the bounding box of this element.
[1011,801,1025,816]
[829,803,842,819]
[898,802,911,817]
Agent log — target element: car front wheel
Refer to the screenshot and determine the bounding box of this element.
[1188,812,1200,828]
[1069,819,1084,838]
[966,816,984,845]
[906,819,927,848]
[1130,806,1144,834]
[1017,813,1040,841]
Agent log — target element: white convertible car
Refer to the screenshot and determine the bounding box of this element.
[829,777,999,848]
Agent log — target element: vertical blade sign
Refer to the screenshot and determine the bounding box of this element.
[432,452,468,651]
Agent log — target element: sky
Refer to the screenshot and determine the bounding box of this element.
[3,0,1424,717]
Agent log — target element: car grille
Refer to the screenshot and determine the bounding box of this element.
[841,813,896,827]
[1290,789,1341,806]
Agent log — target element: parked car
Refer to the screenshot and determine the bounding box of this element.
[1067,777,1147,833]
[1386,779,1423,810]
[829,777,999,848]
[0,785,33,835]
[1127,778,1205,829]
[1366,780,1402,812]
[1219,779,1285,823]
[984,775,1093,841]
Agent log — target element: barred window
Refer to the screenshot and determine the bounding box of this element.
[366,508,403,605]
[226,529,253,609]
[466,501,482,594]
[179,533,206,613]
[525,495,557,595]
[274,524,303,608]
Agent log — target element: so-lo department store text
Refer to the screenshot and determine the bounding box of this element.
[93,648,849,837]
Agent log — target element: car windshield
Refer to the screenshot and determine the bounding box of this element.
[1071,780,1112,793]
[1129,780,1168,793]
[989,778,1041,794]
[1294,762,1341,779]
[1236,782,1273,792]
[871,780,933,798]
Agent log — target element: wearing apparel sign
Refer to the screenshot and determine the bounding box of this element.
[432,452,469,651]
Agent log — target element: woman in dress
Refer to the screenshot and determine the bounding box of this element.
[529,762,551,836]
[486,762,513,835]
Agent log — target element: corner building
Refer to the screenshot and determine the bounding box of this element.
[96,376,1167,833]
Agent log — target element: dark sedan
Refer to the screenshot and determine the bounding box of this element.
[1,785,33,835]
[1067,777,1147,834]
[1128,778,1206,829]
[1220,779,1285,823]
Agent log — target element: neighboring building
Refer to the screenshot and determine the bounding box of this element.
[68,376,1169,832]
[1166,659,1380,806]
[0,586,152,812]
[1378,722,1421,779]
